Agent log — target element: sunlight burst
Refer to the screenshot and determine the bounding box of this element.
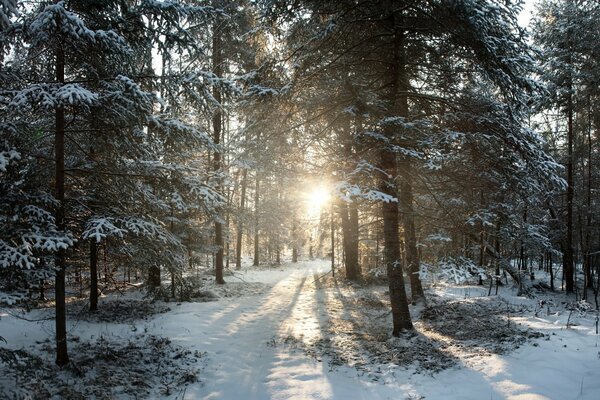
[306,186,331,217]
[309,187,330,208]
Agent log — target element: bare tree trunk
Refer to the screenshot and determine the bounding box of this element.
[398,160,424,302]
[564,58,575,293]
[253,176,260,267]
[54,41,69,367]
[213,21,225,285]
[381,151,413,334]
[349,203,361,277]
[339,200,360,280]
[292,217,298,263]
[331,202,335,276]
[149,266,161,287]
[549,252,555,290]
[90,239,98,312]
[584,100,593,293]
[380,6,414,335]
[236,169,247,269]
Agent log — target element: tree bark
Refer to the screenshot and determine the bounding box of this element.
[236,169,247,269]
[349,202,361,277]
[253,176,260,267]
[398,160,424,301]
[381,152,413,335]
[380,3,413,335]
[584,100,593,294]
[339,200,360,280]
[292,217,298,263]
[564,26,575,293]
[213,20,225,285]
[89,239,98,312]
[331,202,335,276]
[564,92,574,293]
[394,12,424,302]
[54,42,69,367]
[149,265,161,287]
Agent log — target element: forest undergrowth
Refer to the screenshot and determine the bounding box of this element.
[0,333,204,400]
[274,272,550,380]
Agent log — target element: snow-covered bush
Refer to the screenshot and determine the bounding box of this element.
[421,256,487,285]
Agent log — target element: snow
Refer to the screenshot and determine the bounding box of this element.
[0,148,20,172]
[2,260,600,399]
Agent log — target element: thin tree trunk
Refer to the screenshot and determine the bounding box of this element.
[54,41,69,367]
[236,169,247,269]
[398,160,424,301]
[585,99,593,291]
[90,239,98,312]
[549,252,555,290]
[292,217,298,263]
[253,176,260,267]
[564,56,575,293]
[349,203,361,277]
[331,202,335,276]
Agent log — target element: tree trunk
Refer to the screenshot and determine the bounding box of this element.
[149,266,161,287]
[394,28,424,301]
[213,21,225,285]
[398,160,424,302]
[339,200,360,280]
[381,151,413,335]
[349,202,361,277]
[54,42,69,367]
[564,57,575,293]
[253,176,260,267]
[377,4,415,335]
[292,217,298,263]
[585,102,593,292]
[331,202,335,276]
[90,239,98,312]
[235,169,247,269]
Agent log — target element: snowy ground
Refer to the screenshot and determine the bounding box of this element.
[2,259,600,399]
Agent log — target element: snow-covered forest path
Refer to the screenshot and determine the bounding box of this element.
[4,259,600,399]
[150,260,369,399]
[142,260,600,400]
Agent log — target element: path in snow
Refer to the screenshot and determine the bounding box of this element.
[149,259,600,400]
[149,260,357,400]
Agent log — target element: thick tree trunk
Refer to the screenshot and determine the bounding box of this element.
[149,266,161,287]
[380,3,413,335]
[89,239,98,312]
[213,22,225,285]
[349,203,361,277]
[381,152,413,335]
[394,11,424,302]
[54,43,69,367]
[339,201,360,280]
[235,169,247,269]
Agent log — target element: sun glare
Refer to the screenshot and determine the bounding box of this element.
[309,186,330,207]
[306,186,330,217]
